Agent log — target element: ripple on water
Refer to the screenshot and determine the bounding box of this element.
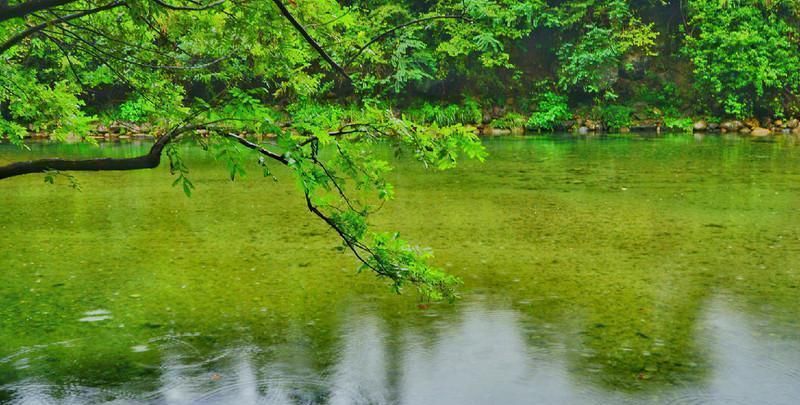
[664,393,751,405]
[188,375,336,405]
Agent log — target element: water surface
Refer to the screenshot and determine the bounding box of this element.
[1,134,799,404]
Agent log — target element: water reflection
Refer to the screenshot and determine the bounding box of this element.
[329,316,391,405]
[3,298,799,404]
[680,297,800,405]
[398,306,579,405]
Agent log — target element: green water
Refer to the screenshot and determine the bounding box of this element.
[1,134,799,404]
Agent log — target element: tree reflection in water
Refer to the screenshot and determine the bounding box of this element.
[3,297,799,404]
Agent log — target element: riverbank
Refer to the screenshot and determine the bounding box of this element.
[17,111,800,141]
[474,109,800,137]
[478,117,800,137]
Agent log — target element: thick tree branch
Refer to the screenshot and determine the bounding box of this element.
[0,124,198,179]
[270,0,350,81]
[0,0,78,22]
[0,1,124,55]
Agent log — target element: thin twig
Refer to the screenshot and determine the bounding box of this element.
[344,14,466,68]
[151,0,225,11]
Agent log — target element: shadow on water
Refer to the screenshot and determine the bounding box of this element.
[1,133,800,403]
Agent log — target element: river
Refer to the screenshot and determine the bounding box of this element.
[1,134,799,404]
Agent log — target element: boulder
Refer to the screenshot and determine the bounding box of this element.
[708,122,720,131]
[739,128,751,134]
[488,128,511,136]
[578,126,589,134]
[620,127,631,133]
[693,120,708,131]
[721,120,744,131]
[751,127,771,137]
[744,118,760,129]
[793,127,800,135]
[774,119,784,127]
[787,119,799,129]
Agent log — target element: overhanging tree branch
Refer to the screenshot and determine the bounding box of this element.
[0,124,198,179]
[0,0,79,23]
[0,1,124,55]
[220,132,386,276]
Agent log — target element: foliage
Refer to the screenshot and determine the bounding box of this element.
[490,112,525,129]
[663,116,694,133]
[683,0,800,118]
[599,105,633,130]
[556,4,658,100]
[526,91,571,131]
[0,64,96,141]
[404,99,482,126]
[276,105,485,298]
[633,76,686,118]
[117,97,156,123]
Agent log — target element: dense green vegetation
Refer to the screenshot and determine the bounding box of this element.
[3,1,800,135]
[1,0,799,298]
